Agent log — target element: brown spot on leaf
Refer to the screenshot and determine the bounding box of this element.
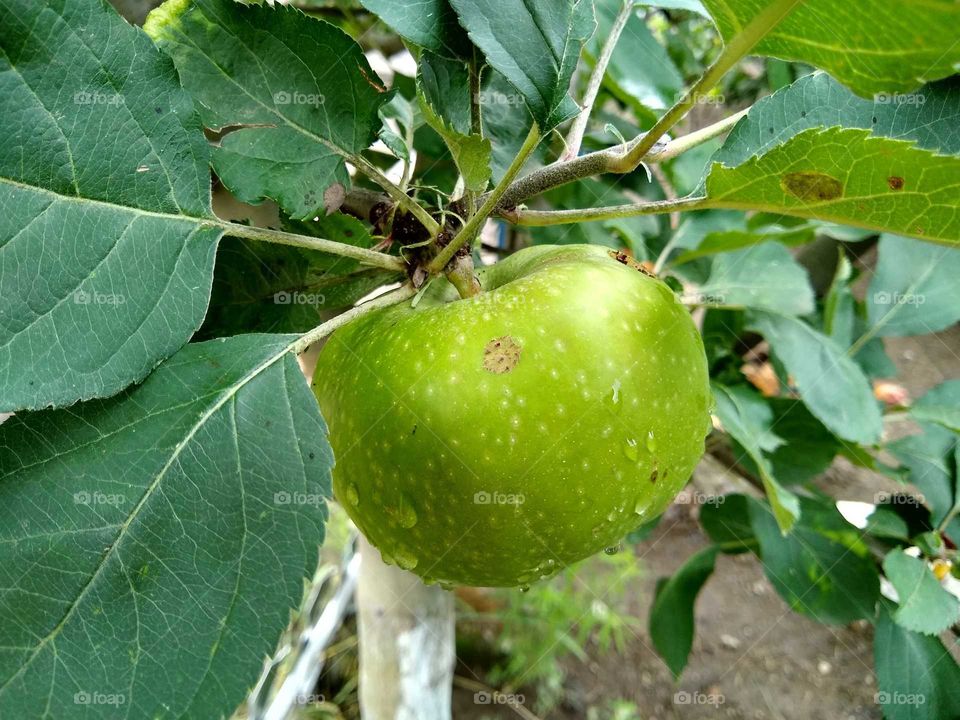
[649,468,659,484]
[887,176,904,191]
[781,172,843,202]
[483,336,522,374]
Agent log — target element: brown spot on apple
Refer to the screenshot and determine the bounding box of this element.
[483,336,522,374]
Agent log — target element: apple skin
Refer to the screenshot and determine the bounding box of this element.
[313,245,711,587]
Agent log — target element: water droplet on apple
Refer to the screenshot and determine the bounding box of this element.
[646,430,657,453]
[604,544,621,555]
[610,378,622,405]
[623,438,639,462]
[519,584,531,593]
[633,498,646,515]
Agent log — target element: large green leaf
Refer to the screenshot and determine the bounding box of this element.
[449,0,597,130]
[0,334,331,718]
[358,0,469,57]
[649,546,717,679]
[704,127,960,246]
[866,234,960,338]
[883,550,960,636]
[0,0,222,412]
[701,1,960,97]
[692,241,814,315]
[146,0,392,219]
[875,603,960,720]
[749,497,879,624]
[712,383,799,533]
[747,310,883,444]
[417,52,492,192]
[711,74,960,170]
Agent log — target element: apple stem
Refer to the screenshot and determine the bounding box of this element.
[447,255,483,298]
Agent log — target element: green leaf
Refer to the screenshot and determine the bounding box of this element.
[910,408,960,435]
[883,550,960,636]
[418,52,492,192]
[699,494,756,554]
[705,127,960,246]
[0,0,222,413]
[735,399,842,487]
[673,223,814,264]
[590,0,683,114]
[875,603,960,720]
[865,506,911,543]
[711,74,960,170]
[0,334,331,719]
[691,241,814,315]
[823,253,897,378]
[201,215,399,337]
[449,0,597,130]
[701,2,960,97]
[480,70,547,182]
[649,546,718,678]
[358,0,469,57]
[746,310,883,444]
[146,0,391,220]
[749,497,879,624]
[712,383,800,533]
[893,381,960,525]
[867,234,960,338]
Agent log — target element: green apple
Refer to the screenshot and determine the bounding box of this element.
[313,245,711,587]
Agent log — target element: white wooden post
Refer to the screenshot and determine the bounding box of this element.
[356,536,456,720]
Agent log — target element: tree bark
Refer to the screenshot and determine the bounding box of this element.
[357,536,456,720]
